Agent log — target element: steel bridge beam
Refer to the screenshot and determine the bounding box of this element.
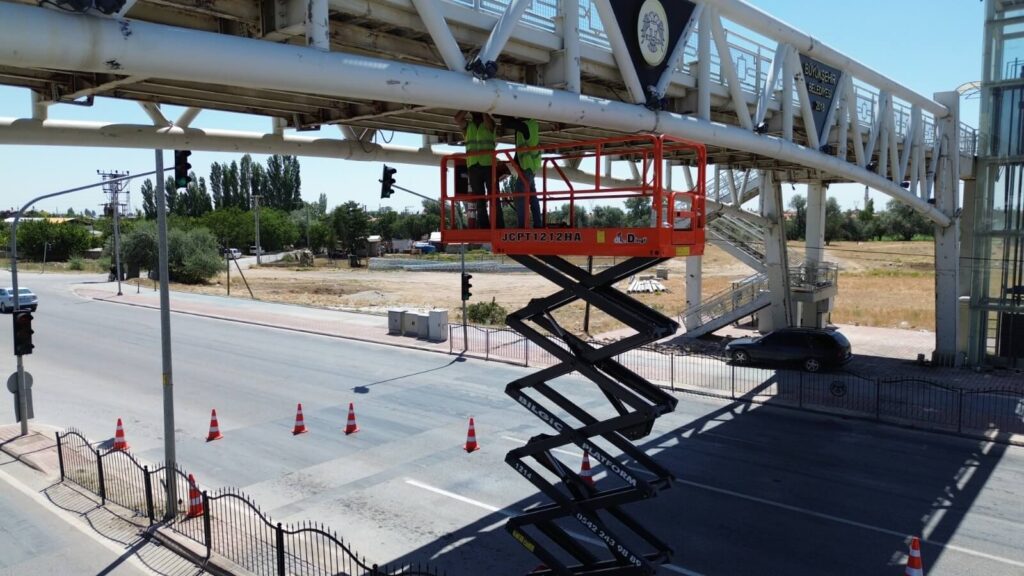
[0,3,951,227]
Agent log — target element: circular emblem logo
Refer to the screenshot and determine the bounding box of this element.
[637,0,669,67]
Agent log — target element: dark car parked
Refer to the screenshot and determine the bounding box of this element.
[725,328,852,372]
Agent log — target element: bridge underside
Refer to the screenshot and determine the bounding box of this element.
[0,0,973,189]
[0,0,974,359]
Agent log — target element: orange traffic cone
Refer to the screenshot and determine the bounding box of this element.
[343,402,359,435]
[186,473,204,518]
[464,417,480,452]
[112,418,129,451]
[206,409,223,442]
[905,536,924,576]
[579,452,595,487]
[292,403,308,435]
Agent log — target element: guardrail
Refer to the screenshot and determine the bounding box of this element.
[447,325,1024,439]
[450,0,978,157]
[56,430,445,576]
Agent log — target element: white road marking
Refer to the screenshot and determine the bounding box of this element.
[676,478,1024,568]
[404,478,704,575]
[499,435,1024,568]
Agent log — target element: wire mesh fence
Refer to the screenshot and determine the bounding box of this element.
[448,323,1024,438]
[55,432,445,576]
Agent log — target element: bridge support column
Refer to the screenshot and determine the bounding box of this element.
[933,91,961,366]
[800,182,826,327]
[759,172,792,332]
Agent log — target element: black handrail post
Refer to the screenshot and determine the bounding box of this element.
[202,491,212,559]
[95,449,106,504]
[144,465,155,525]
[276,522,286,576]
[731,363,736,399]
[55,432,65,481]
[957,389,964,434]
[875,379,881,421]
[798,372,804,408]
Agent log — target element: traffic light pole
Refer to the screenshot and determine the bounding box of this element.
[8,169,165,436]
[391,184,437,205]
[154,150,178,519]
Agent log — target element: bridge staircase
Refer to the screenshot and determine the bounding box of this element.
[682,170,839,337]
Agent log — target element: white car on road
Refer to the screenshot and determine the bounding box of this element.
[0,287,38,313]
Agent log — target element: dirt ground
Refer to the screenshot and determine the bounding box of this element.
[160,241,939,336]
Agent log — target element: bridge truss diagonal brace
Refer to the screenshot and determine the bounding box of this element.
[0,2,952,227]
[470,0,532,78]
[502,254,679,576]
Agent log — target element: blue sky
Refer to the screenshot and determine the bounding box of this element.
[0,0,984,214]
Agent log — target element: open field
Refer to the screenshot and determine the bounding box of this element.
[147,240,939,335]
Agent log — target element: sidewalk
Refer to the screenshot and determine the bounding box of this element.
[0,423,228,576]
[74,284,453,356]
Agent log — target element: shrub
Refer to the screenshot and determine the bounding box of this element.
[466,298,508,326]
[68,256,84,271]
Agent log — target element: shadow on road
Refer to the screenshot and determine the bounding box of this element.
[378,372,1016,575]
[42,482,207,576]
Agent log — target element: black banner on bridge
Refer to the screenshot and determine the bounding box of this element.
[798,53,844,144]
[610,0,697,97]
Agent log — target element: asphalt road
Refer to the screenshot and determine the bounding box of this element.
[2,271,1022,576]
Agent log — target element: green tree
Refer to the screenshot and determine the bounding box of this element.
[824,197,843,245]
[624,197,652,227]
[141,178,157,219]
[209,163,223,209]
[240,154,253,209]
[224,161,240,209]
[167,227,222,284]
[372,207,399,245]
[786,195,807,240]
[119,220,159,274]
[16,220,91,261]
[256,208,299,250]
[199,207,252,249]
[331,201,370,254]
[883,199,933,241]
[590,205,626,228]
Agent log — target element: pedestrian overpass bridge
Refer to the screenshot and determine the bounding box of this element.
[0,1,983,573]
[0,0,976,359]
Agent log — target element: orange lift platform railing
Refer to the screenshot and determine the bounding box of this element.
[440,135,707,576]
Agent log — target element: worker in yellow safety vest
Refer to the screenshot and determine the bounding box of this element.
[501,116,543,228]
[454,110,502,228]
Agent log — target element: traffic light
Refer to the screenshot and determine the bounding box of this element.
[461,273,473,301]
[380,164,397,199]
[13,311,33,356]
[174,150,193,189]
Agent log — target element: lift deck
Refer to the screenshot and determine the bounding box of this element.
[441,135,707,575]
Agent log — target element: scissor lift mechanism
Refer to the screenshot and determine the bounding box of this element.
[440,135,706,575]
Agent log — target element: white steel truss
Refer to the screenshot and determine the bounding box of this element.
[0,0,972,225]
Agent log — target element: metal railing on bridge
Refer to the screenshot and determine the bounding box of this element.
[451,0,978,157]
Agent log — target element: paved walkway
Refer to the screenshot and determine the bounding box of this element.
[74,284,453,356]
[74,282,1023,390]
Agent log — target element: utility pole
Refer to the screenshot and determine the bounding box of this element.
[99,169,129,296]
[252,195,262,265]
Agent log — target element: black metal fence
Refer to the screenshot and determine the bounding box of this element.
[449,325,1024,439]
[56,429,444,576]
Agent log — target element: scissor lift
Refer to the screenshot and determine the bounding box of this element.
[440,135,706,575]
